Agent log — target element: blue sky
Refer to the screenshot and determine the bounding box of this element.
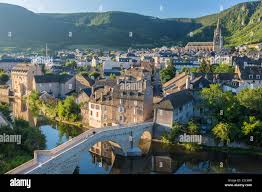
[0,0,257,18]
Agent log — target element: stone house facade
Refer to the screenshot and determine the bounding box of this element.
[11,64,43,97]
[33,74,75,98]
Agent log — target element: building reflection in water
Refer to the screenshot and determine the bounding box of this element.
[90,141,116,169]
[11,99,38,127]
[0,97,38,127]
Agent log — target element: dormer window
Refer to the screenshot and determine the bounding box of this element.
[256,75,260,80]
[249,75,253,79]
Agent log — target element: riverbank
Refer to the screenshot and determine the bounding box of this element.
[152,139,262,157]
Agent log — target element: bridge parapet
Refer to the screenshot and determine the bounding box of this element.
[6,122,154,174]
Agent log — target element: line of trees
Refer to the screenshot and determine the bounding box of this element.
[201,85,262,147]
[29,91,81,123]
[0,105,46,174]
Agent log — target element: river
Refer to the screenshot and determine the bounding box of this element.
[3,98,262,174]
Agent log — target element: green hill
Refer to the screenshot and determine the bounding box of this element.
[0,1,261,50]
[190,1,262,46]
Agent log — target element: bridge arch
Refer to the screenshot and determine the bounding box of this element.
[6,122,154,174]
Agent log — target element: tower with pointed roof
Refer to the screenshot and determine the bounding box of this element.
[213,18,223,52]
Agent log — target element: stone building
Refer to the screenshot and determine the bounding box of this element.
[162,72,190,94]
[185,42,214,52]
[11,64,43,97]
[154,90,194,128]
[33,74,75,98]
[185,19,223,52]
[75,74,95,93]
[213,18,223,52]
[88,79,153,128]
[234,59,262,86]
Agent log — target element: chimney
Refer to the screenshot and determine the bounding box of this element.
[91,86,95,94]
[186,76,190,89]
[101,93,103,102]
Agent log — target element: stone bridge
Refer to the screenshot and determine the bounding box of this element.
[6,122,154,174]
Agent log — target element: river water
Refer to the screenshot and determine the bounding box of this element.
[3,98,262,174]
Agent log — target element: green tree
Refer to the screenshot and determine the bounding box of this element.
[0,119,46,174]
[28,91,41,112]
[241,116,262,146]
[169,121,183,142]
[237,88,262,116]
[89,71,100,79]
[0,103,11,122]
[160,60,176,83]
[214,64,234,73]
[201,84,242,123]
[65,60,77,68]
[187,120,200,135]
[199,60,213,73]
[109,73,116,80]
[212,122,231,146]
[57,96,80,122]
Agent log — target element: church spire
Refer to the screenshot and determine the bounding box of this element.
[213,17,223,52]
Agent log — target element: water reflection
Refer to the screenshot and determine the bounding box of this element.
[108,142,262,174]
[1,98,83,150]
[74,141,115,174]
[2,98,262,174]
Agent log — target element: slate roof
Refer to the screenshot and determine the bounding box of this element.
[81,88,92,97]
[79,74,95,85]
[34,74,74,84]
[156,90,194,110]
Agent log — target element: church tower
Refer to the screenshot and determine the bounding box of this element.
[213,18,223,52]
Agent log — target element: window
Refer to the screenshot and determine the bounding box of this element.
[90,111,93,116]
[256,75,260,80]
[49,83,52,88]
[134,108,136,115]
[249,75,253,79]
[68,84,72,90]
[119,107,125,113]
[96,105,100,110]
[91,104,94,109]
[96,112,99,117]
[119,115,123,121]
[134,101,138,106]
